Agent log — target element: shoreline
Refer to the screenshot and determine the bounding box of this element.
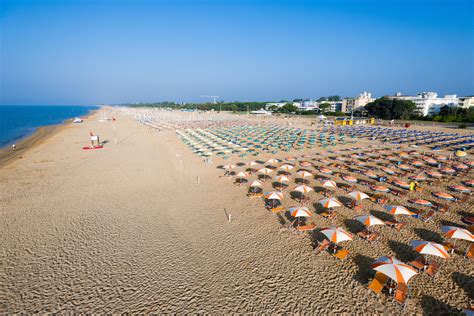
[0,108,100,168]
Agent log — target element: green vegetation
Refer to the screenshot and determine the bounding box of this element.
[365,97,419,120]
[124,101,268,112]
[428,105,474,123]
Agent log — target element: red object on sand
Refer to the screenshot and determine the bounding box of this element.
[82,146,103,150]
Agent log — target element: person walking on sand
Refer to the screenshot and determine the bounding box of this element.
[12,144,16,151]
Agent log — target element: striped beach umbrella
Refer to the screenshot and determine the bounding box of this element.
[321,180,337,189]
[381,167,396,175]
[286,156,297,161]
[424,157,437,165]
[300,161,313,167]
[453,163,468,170]
[411,160,424,167]
[464,179,474,187]
[294,185,313,194]
[449,185,471,193]
[409,199,433,207]
[385,205,415,216]
[411,240,450,259]
[266,158,279,165]
[236,171,249,178]
[321,227,353,243]
[258,167,273,175]
[347,191,370,201]
[275,175,290,183]
[426,171,442,178]
[279,164,294,172]
[440,167,456,174]
[250,179,263,187]
[319,167,333,174]
[297,170,313,178]
[248,161,259,167]
[264,191,284,200]
[223,164,236,170]
[398,164,412,171]
[432,192,455,201]
[372,185,390,193]
[392,179,410,189]
[319,197,343,208]
[371,257,418,284]
[342,175,357,183]
[410,174,427,181]
[364,171,378,179]
[441,226,474,242]
[355,215,385,227]
[289,206,312,218]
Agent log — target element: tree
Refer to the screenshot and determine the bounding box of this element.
[365,97,418,120]
[319,102,331,113]
[278,103,299,114]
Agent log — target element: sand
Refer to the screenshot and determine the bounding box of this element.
[1,108,472,314]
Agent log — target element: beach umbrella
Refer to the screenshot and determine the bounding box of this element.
[300,161,313,167]
[258,167,273,175]
[455,150,467,157]
[381,167,396,175]
[441,226,474,242]
[453,163,468,170]
[385,205,415,216]
[250,179,263,187]
[364,171,378,179]
[440,167,456,174]
[289,206,312,218]
[371,257,418,284]
[424,157,438,165]
[432,192,455,201]
[321,180,337,189]
[294,184,313,194]
[264,191,284,208]
[348,191,370,201]
[409,199,433,207]
[320,227,353,243]
[464,180,474,187]
[319,197,343,209]
[236,171,249,183]
[411,240,450,259]
[248,161,259,167]
[223,164,236,170]
[410,174,426,181]
[392,179,410,189]
[398,164,412,171]
[279,164,294,172]
[426,171,443,178]
[266,158,279,165]
[342,175,357,183]
[297,170,313,178]
[449,185,471,193]
[275,175,290,183]
[286,156,297,161]
[319,167,333,174]
[355,215,385,227]
[372,185,390,193]
[411,160,424,167]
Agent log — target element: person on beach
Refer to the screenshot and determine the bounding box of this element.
[12,144,16,150]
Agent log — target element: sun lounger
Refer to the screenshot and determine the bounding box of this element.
[296,223,316,232]
[368,272,388,295]
[333,248,349,261]
[394,283,408,307]
[247,192,263,198]
[321,211,337,219]
[367,231,380,242]
[409,256,427,271]
[385,220,406,230]
[269,206,284,213]
[432,202,448,212]
[314,239,330,254]
[425,262,440,278]
[442,242,457,254]
[421,210,435,222]
[466,244,474,260]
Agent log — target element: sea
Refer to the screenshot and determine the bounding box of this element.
[0,105,98,148]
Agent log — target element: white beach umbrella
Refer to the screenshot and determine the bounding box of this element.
[411,240,450,259]
[320,227,353,243]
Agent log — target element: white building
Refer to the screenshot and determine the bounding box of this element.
[265,102,286,110]
[354,91,375,109]
[458,96,474,109]
[411,92,458,116]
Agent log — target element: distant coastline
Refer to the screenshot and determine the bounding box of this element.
[0,106,100,167]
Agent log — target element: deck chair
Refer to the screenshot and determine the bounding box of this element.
[395,283,408,307]
[314,239,330,254]
[334,248,349,261]
[296,222,316,232]
[368,272,388,295]
[425,262,440,278]
[247,192,263,198]
[467,244,474,260]
[421,210,435,222]
[269,206,284,213]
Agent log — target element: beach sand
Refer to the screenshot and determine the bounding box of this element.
[1,109,472,313]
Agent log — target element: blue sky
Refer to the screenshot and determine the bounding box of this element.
[0,0,472,105]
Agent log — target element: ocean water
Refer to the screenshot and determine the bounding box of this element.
[0,105,98,148]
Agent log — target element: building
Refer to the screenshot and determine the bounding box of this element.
[340,92,374,114]
[389,92,459,116]
[458,96,474,109]
[265,102,286,110]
